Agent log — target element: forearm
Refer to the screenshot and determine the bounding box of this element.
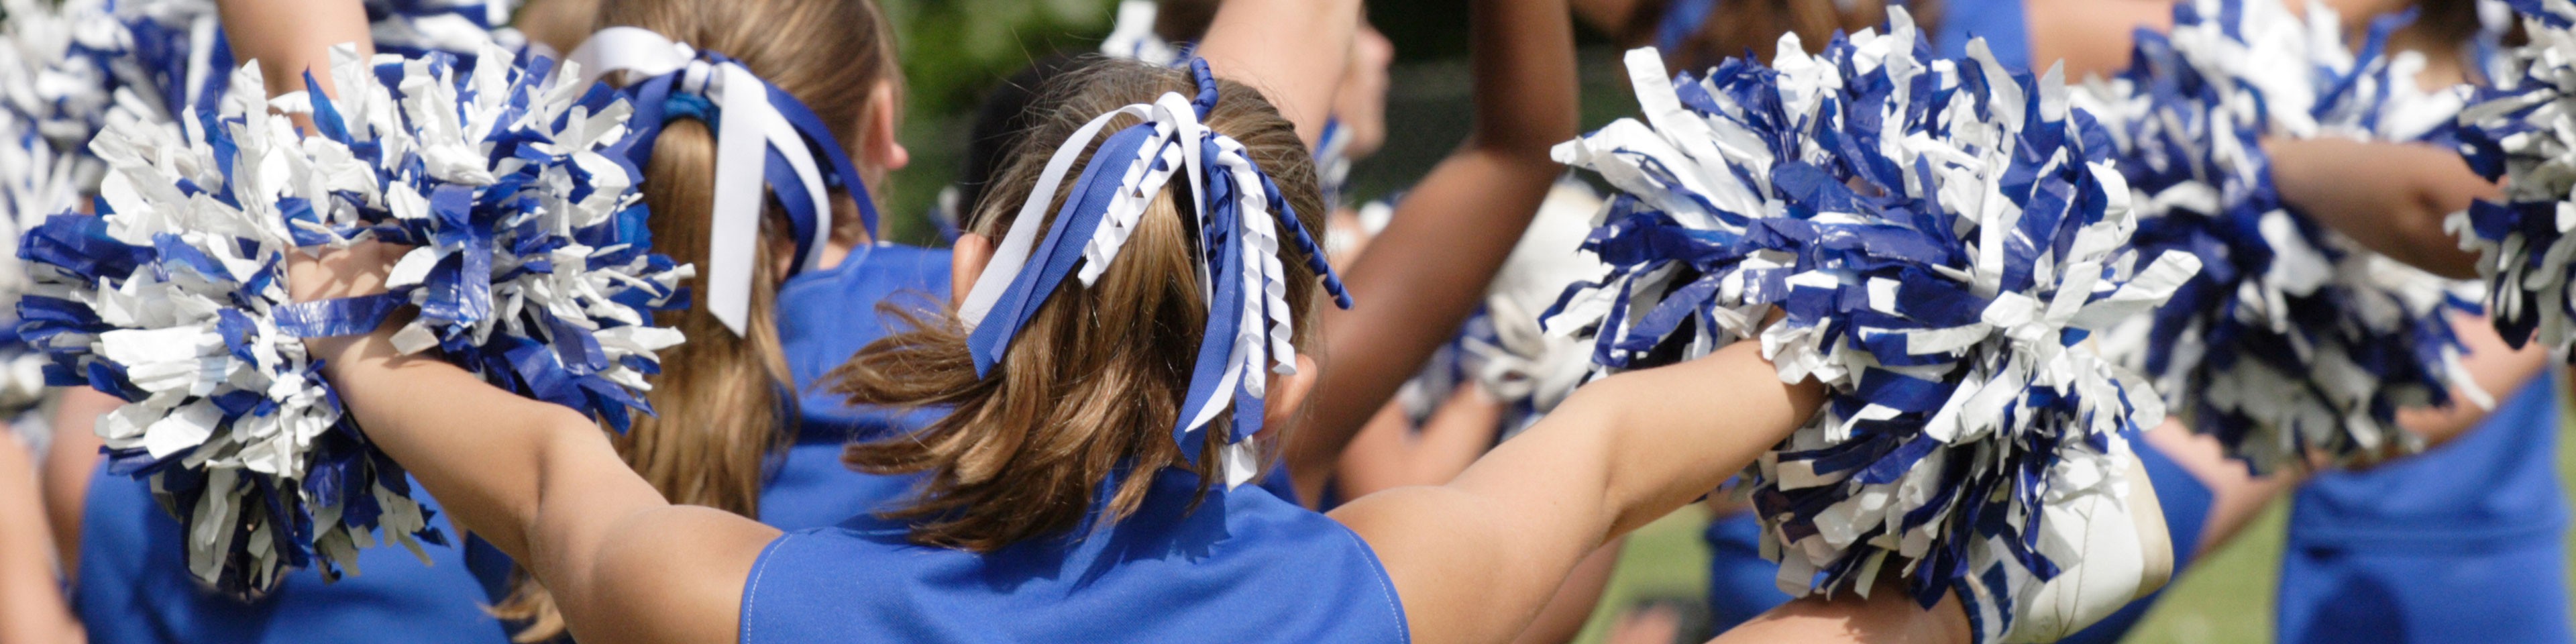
[1340,343,1821,644]
[1195,0,1362,146]
[1286,0,1578,482]
[40,388,114,574]
[2266,137,2486,278]
[1,432,82,644]
[2390,313,2548,448]
[216,0,374,97]
[1710,579,1968,644]
[1466,0,1581,156]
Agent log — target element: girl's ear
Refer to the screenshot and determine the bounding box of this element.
[1262,353,1322,431]
[863,78,910,173]
[951,232,995,305]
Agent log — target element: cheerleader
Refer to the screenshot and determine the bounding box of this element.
[30,1,524,642]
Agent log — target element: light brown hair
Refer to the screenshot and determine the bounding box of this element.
[491,0,901,640]
[826,58,1328,552]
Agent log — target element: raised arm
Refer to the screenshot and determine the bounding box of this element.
[214,0,375,97]
[1332,341,1826,644]
[1286,0,1580,504]
[1193,0,1364,146]
[294,247,769,644]
[2267,137,2488,278]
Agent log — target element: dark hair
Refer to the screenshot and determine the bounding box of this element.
[956,54,1090,220]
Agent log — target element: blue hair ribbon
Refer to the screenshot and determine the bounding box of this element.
[956,58,1351,481]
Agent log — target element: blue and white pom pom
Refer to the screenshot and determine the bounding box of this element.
[2080,0,2485,472]
[15,44,684,594]
[1544,12,2197,641]
[2457,0,2576,364]
[364,0,524,63]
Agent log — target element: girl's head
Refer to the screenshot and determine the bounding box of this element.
[496,0,906,638]
[832,57,1334,552]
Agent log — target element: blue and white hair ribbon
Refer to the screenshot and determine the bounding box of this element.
[566,26,877,335]
[2456,0,2576,365]
[1545,11,2196,641]
[16,43,678,596]
[2078,0,2485,472]
[1099,0,1184,66]
[956,58,1349,486]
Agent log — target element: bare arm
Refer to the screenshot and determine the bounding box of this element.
[1193,0,1363,146]
[215,0,374,98]
[2266,138,2487,278]
[2389,314,2550,445]
[1709,582,1968,644]
[40,388,116,575]
[1332,341,1825,644]
[1508,538,1624,644]
[1288,0,1580,503]
[1,430,84,644]
[1332,386,1508,500]
[2025,0,2180,81]
[294,246,768,644]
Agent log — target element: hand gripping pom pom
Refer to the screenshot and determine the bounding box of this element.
[15,44,688,596]
[2459,0,2576,371]
[1543,12,2196,642]
[2077,0,2487,473]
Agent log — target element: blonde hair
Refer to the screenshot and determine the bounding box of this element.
[491,0,901,639]
[827,58,1329,552]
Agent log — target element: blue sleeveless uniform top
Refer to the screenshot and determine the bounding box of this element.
[2288,369,2565,548]
[763,241,955,531]
[2276,370,2566,644]
[740,468,1411,643]
[1932,0,2032,71]
[74,463,513,644]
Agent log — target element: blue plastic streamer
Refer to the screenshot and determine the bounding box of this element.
[956,58,1351,484]
[14,42,682,596]
[2082,0,2486,473]
[1545,11,2198,641]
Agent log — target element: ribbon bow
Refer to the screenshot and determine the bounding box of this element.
[956,58,1350,485]
[566,26,879,335]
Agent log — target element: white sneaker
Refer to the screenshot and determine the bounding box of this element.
[2000,445,2175,643]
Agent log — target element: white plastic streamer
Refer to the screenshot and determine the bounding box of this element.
[566,27,834,335]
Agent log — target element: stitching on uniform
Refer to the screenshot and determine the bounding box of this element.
[741,533,796,643]
[1336,525,1411,643]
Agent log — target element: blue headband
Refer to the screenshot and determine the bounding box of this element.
[955,59,1351,482]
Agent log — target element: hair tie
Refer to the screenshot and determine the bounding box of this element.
[661,92,719,125]
[955,58,1350,486]
[568,26,877,336]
